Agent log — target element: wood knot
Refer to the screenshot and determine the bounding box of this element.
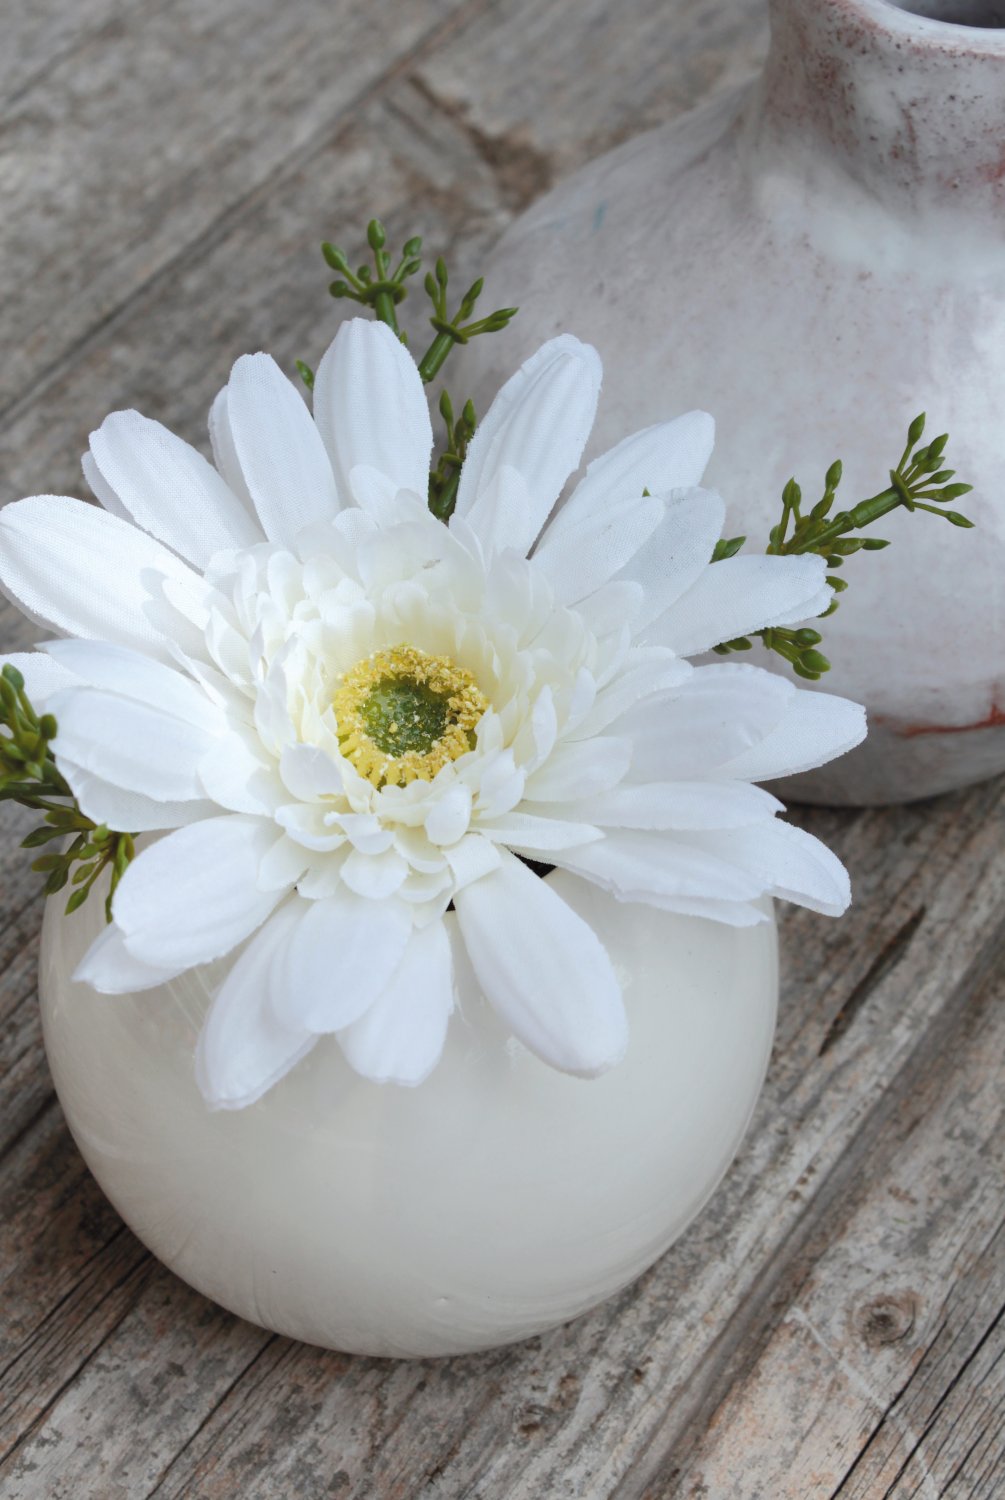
[857,1291,918,1348]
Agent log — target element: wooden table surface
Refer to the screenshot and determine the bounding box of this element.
[1,2,1003,1495]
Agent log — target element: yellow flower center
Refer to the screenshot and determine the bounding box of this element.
[334,644,488,787]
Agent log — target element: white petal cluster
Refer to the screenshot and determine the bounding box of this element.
[0,320,865,1108]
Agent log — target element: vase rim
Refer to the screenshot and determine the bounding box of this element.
[811,0,1005,48]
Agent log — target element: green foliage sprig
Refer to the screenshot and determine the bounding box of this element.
[712,414,974,680]
[0,664,134,917]
[301,219,517,522]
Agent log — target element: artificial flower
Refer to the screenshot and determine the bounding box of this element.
[0,320,865,1107]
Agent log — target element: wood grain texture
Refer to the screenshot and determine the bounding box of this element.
[1,0,1002,1495]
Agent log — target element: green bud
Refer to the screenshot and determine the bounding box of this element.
[295,360,314,391]
[461,398,476,428]
[825,459,843,490]
[424,271,438,299]
[31,853,65,873]
[934,483,973,501]
[439,389,454,422]
[20,825,65,848]
[39,714,57,740]
[328,281,350,299]
[321,241,349,272]
[861,538,890,550]
[799,649,831,674]
[946,512,975,527]
[792,662,821,681]
[367,219,387,251]
[793,628,822,646]
[826,575,848,592]
[1,664,25,692]
[928,433,949,460]
[65,886,91,915]
[435,257,448,288]
[403,236,423,258]
[907,412,926,446]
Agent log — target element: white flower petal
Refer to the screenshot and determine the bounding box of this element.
[460,465,534,560]
[199,734,283,816]
[63,766,217,831]
[113,815,284,968]
[43,639,221,731]
[0,650,78,703]
[269,891,411,1032]
[81,449,129,520]
[279,744,345,802]
[555,830,765,905]
[477,811,602,852]
[570,653,691,740]
[523,736,632,803]
[645,553,831,656]
[615,487,727,630]
[226,353,340,541]
[547,412,715,546]
[49,687,219,803]
[690,820,851,916]
[341,846,408,898]
[89,410,261,565]
[339,919,454,1086]
[619,664,795,781]
[0,497,199,662]
[257,833,311,891]
[274,802,347,852]
[716,688,867,782]
[195,901,318,1110]
[444,833,502,891]
[424,783,472,846]
[454,849,626,1076]
[533,490,664,605]
[455,335,602,555]
[573,779,783,830]
[74,922,188,994]
[207,385,254,510]
[313,319,431,504]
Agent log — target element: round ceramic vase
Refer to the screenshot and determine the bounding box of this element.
[39,874,777,1359]
[461,0,1005,806]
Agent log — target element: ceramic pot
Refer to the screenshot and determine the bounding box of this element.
[460,0,1005,806]
[39,873,777,1359]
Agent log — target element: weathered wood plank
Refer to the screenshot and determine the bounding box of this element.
[0,0,146,106]
[635,962,1005,1498]
[0,0,469,420]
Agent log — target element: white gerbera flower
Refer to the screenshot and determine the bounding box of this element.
[0,320,865,1109]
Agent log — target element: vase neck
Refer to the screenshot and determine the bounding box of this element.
[751,0,1005,224]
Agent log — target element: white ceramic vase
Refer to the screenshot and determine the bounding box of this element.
[460,0,1005,806]
[39,873,777,1359]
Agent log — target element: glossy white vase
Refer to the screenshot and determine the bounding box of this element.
[461,0,1005,806]
[39,873,777,1358]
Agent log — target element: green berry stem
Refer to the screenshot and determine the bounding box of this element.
[713,413,975,681]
